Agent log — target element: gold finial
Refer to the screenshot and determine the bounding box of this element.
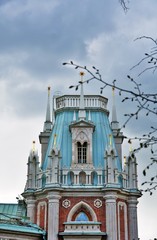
[53,134,57,146]
[109,134,112,146]
[48,86,51,96]
[32,140,35,152]
[128,139,133,152]
[124,156,127,165]
[80,71,85,82]
[112,86,115,96]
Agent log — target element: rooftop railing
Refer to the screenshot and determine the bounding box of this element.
[54,95,108,111]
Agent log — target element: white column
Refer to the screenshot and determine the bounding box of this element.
[48,192,60,240]
[26,198,36,223]
[128,197,139,240]
[104,193,117,240]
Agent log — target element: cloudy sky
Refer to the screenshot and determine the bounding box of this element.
[0,0,157,239]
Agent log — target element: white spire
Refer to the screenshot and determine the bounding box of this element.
[111,87,119,130]
[78,72,86,120]
[88,110,91,121]
[44,87,52,131]
[73,111,76,121]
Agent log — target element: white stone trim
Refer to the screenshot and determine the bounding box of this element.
[37,201,47,230]
[47,193,60,240]
[117,201,128,240]
[104,193,117,240]
[67,201,97,222]
[64,222,101,232]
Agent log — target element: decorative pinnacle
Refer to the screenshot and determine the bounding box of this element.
[32,141,35,152]
[111,86,119,130]
[80,71,85,82]
[128,139,133,152]
[53,134,57,147]
[109,134,112,146]
[112,86,115,96]
[124,156,127,165]
[48,86,51,95]
[79,71,86,120]
[43,86,52,132]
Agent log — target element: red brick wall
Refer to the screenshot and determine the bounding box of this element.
[117,199,129,240]
[59,196,106,233]
[119,205,125,240]
[35,198,48,230]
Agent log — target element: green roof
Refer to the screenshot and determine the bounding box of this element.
[0,203,46,238]
[0,222,46,235]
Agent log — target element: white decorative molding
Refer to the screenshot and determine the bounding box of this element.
[37,201,47,230]
[117,201,128,240]
[64,222,101,232]
[67,201,97,222]
[62,199,71,208]
[94,199,102,208]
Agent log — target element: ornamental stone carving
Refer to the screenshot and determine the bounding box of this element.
[62,199,71,208]
[94,199,102,208]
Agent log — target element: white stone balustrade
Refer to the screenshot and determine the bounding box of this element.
[55,95,108,110]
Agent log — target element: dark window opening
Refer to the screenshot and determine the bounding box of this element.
[77,142,87,164]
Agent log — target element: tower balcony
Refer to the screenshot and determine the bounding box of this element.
[54,95,108,111]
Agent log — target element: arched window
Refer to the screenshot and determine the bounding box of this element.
[75,212,89,221]
[77,142,87,163]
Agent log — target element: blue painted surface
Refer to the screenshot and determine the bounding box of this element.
[75,212,89,221]
[42,109,122,175]
[0,222,46,235]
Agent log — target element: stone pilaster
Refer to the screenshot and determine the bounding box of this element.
[26,198,36,223]
[104,192,117,240]
[128,197,139,240]
[47,192,61,240]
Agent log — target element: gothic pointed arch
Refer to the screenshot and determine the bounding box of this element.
[67,201,97,222]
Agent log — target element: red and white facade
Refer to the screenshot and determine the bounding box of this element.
[23,87,141,240]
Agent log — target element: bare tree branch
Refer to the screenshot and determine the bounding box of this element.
[119,0,129,12]
[131,36,157,76]
[63,53,157,194]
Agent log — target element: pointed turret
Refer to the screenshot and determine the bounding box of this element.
[43,86,52,132]
[105,135,119,186]
[25,141,40,190]
[111,87,124,160]
[39,87,53,165]
[127,141,138,189]
[111,87,119,130]
[78,72,86,120]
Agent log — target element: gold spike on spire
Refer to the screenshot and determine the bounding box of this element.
[128,139,133,152]
[48,86,51,96]
[32,140,35,152]
[124,156,127,165]
[109,134,112,146]
[79,71,86,120]
[80,71,85,82]
[53,134,57,147]
[112,86,115,96]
